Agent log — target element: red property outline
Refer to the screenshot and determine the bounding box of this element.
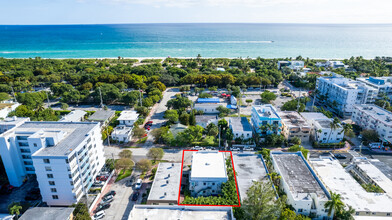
[177,150,241,207]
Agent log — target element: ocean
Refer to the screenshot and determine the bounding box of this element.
[0,23,392,59]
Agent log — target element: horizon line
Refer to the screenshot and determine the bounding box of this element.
[1,22,392,26]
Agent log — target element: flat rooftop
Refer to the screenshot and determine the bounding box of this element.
[252,105,280,119]
[278,111,310,128]
[191,151,227,180]
[147,163,181,203]
[310,157,392,213]
[314,119,342,129]
[129,205,234,220]
[0,117,29,125]
[353,104,392,126]
[271,152,328,201]
[233,154,267,201]
[88,110,115,122]
[229,117,252,132]
[113,125,133,135]
[59,110,86,122]
[300,112,329,121]
[117,110,139,121]
[195,115,218,123]
[20,207,74,220]
[1,121,99,157]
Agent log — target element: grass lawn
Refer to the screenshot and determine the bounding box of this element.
[136,137,148,144]
[115,169,133,182]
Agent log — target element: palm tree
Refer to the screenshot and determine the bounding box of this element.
[324,191,345,217]
[327,117,341,149]
[9,204,22,220]
[260,124,272,135]
[343,123,355,138]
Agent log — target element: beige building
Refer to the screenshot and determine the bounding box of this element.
[278,111,311,143]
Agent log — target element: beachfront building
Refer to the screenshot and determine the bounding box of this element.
[0,117,30,134]
[277,61,305,71]
[300,112,344,144]
[228,117,253,140]
[0,102,20,119]
[315,61,346,69]
[0,121,105,206]
[271,152,332,220]
[129,205,236,220]
[352,104,392,143]
[357,76,392,99]
[316,74,378,116]
[251,105,282,136]
[195,115,218,128]
[278,111,311,143]
[147,162,181,205]
[87,110,115,127]
[311,157,392,217]
[59,110,87,122]
[189,151,228,197]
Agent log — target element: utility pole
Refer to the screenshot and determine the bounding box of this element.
[99,87,104,109]
[139,88,143,106]
[10,86,16,102]
[218,126,221,149]
[297,88,301,112]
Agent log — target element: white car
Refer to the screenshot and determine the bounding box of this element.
[94,210,105,220]
[135,179,142,189]
[101,195,114,203]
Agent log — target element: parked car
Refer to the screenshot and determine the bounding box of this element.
[95,203,111,213]
[147,121,153,125]
[132,192,140,201]
[231,147,241,151]
[192,146,204,150]
[135,179,142,189]
[127,176,136,187]
[334,154,347,159]
[102,195,114,203]
[104,190,116,197]
[93,211,105,220]
[96,176,108,181]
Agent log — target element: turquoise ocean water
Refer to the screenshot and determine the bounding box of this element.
[0,23,392,59]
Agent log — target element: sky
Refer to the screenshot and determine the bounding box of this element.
[0,0,391,24]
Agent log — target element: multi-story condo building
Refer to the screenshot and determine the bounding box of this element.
[117,110,139,126]
[189,151,228,197]
[228,117,253,140]
[316,74,378,116]
[251,105,282,136]
[352,104,392,143]
[0,121,105,206]
[0,116,30,134]
[357,76,392,99]
[301,113,344,144]
[271,152,332,220]
[278,111,311,143]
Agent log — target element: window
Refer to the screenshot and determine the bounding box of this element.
[49,181,55,185]
[33,143,37,147]
[212,190,215,193]
[47,174,54,178]
[212,183,215,185]
[355,212,359,216]
[387,213,390,216]
[65,159,69,164]
[69,174,72,179]
[70,181,74,186]
[298,209,303,212]
[51,188,57,193]
[43,159,50,164]
[45,167,52,171]
[203,183,206,186]
[52,195,59,199]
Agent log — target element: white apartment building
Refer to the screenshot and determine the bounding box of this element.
[0,117,30,134]
[352,104,392,143]
[271,152,332,220]
[316,74,378,116]
[189,151,228,197]
[277,61,305,70]
[0,121,105,206]
[315,61,346,69]
[251,105,282,136]
[228,117,253,140]
[278,111,311,143]
[0,102,20,119]
[195,115,218,128]
[311,157,392,217]
[301,112,344,144]
[357,76,392,99]
[117,110,139,126]
[194,103,225,114]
